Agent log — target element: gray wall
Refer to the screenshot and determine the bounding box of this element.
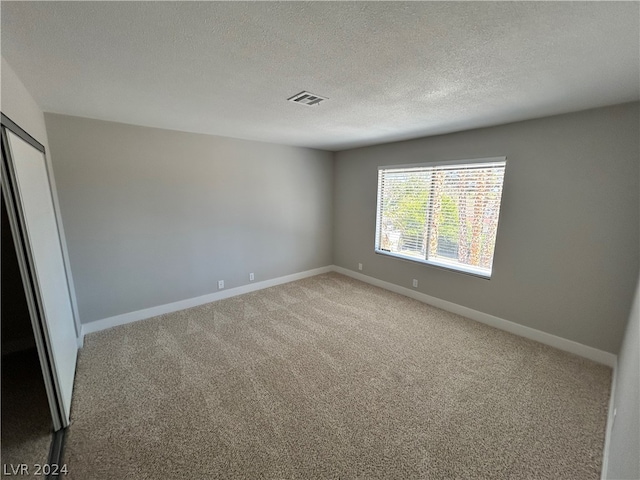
[605,145,640,479]
[334,103,639,353]
[1,56,49,147]
[605,275,640,479]
[44,114,333,324]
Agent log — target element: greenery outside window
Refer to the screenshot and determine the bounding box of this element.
[375,157,507,278]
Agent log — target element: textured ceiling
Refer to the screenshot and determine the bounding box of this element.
[2,2,639,151]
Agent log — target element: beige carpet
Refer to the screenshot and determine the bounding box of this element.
[1,349,53,478]
[65,273,611,479]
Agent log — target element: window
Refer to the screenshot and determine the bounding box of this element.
[375,157,506,278]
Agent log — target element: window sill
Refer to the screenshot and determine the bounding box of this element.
[374,249,492,280]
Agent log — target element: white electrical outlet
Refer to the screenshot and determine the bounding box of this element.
[412,279,418,288]
[249,273,255,281]
[358,263,363,271]
[218,280,224,289]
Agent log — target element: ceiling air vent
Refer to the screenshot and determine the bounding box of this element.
[288,91,328,106]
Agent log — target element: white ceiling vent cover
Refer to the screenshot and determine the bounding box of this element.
[287,91,328,106]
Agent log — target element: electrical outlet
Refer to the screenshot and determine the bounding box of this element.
[412,279,418,288]
[358,263,363,271]
[218,280,224,290]
[249,273,255,281]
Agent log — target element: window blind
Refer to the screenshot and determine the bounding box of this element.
[376,159,506,277]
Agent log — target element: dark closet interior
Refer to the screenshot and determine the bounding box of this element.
[1,193,53,467]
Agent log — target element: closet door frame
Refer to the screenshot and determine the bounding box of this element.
[1,113,67,431]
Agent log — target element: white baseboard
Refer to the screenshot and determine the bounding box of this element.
[79,264,617,368]
[600,359,618,479]
[333,266,617,367]
[80,266,333,340]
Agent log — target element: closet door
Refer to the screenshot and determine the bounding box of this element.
[2,124,77,428]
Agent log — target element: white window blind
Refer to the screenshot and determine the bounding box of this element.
[375,158,506,278]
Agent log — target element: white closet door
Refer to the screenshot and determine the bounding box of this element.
[6,130,77,425]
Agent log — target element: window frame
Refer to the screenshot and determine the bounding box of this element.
[374,156,507,279]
